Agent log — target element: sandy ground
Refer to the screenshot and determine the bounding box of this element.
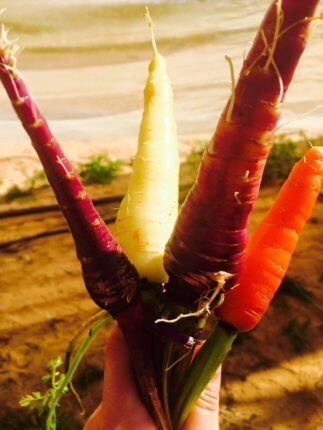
[0,174,322,430]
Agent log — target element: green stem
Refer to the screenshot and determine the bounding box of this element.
[162,342,173,430]
[169,344,193,409]
[64,310,108,374]
[46,312,112,430]
[173,323,237,429]
[169,315,206,408]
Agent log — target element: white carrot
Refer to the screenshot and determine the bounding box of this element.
[114,9,179,283]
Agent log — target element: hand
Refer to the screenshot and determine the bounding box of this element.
[84,322,221,430]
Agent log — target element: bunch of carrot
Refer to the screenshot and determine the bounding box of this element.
[0,1,322,429]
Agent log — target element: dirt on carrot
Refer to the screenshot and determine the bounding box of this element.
[0,179,322,430]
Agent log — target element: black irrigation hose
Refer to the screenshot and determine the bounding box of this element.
[0,216,116,249]
[0,184,192,249]
[2,183,318,250]
[0,194,125,219]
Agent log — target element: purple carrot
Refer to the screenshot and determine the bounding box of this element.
[0,64,140,315]
[0,32,169,429]
[0,32,138,315]
[164,0,320,307]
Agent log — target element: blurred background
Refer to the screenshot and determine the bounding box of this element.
[0,0,323,192]
[0,1,322,429]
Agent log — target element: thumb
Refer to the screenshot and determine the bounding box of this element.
[183,366,221,430]
[84,321,154,430]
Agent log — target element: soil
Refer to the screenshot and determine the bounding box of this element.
[0,174,322,430]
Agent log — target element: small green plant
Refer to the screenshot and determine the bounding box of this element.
[79,155,122,184]
[282,318,310,353]
[20,311,111,430]
[28,169,48,189]
[5,184,33,201]
[186,140,207,177]
[262,137,300,183]
[20,356,68,429]
[4,170,48,202]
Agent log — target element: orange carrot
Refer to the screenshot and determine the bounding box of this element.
[216,147,323,332]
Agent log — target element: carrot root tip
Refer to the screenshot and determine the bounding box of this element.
[145,6,158,55]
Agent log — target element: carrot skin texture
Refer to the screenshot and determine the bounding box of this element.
[216,147,323,332]
[164,0,319,305]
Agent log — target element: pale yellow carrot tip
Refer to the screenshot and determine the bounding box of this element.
[144,6,159,55]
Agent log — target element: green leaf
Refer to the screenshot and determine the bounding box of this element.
[19,310,112,430]
[19,392,44,409]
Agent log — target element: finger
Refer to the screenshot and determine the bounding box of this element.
[183,366,221,430]
[99,322,155,430]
